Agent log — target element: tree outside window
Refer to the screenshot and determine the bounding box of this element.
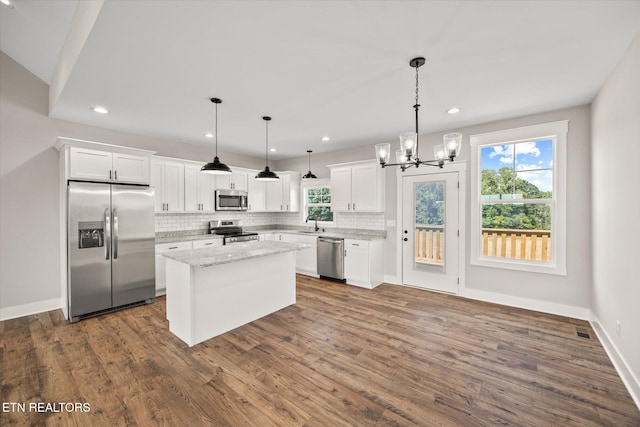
[306,186,333,222]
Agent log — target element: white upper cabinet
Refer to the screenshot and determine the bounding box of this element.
[265,171,300,212]
[215,171,248,191]
[184,163,216,212]
[247,172,266,212]
[68,145,151,184]
[151,159,184,212]
[328,161,384,212]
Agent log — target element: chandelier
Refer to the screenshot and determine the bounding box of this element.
[375,57,462,171]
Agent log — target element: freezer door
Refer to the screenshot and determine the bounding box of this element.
[68,181,113,318]
[111,185,156,306]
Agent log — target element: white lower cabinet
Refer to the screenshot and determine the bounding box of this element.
[278,233,318,276]
[344,239,384,289]
[259,233,275,241]
[155,241,192,294]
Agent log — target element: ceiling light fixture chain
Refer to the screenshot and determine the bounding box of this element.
[374,56,462,171]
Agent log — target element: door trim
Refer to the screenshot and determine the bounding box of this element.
[395,161,466,293]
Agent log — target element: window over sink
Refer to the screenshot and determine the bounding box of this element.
[304,184,334,223]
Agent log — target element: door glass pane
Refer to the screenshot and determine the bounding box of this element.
[414,182,445,273]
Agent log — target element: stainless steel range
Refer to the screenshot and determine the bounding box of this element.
[209,220,259,244]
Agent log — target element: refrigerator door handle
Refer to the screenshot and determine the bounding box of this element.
[113,208,119,259]
[105,208,111,260]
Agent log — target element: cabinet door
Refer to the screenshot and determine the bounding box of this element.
[247,176,266,212]
[69,147,113,181]
[280,173,300,212]
[163,162,185,212]
[184,165,201,212]
[231,172,247,191]
[296,235,318,275]
[199,173,216,211]
[155,241,192,291]
[112,153,150,184]
[265,180,284,211]
[150,162,165,212]
[215,174,231,190]
[351,163,378,211]
[344,246,369,284]
[331,168,352,211]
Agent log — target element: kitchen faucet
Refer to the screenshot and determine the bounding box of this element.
[305,215,320,232]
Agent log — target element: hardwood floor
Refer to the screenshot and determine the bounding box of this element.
[2,276,639,426]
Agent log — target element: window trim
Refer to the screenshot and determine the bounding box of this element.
[470,120,568,275]
[301,178,334,225]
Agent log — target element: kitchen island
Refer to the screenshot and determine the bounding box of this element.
[163,241,308,347]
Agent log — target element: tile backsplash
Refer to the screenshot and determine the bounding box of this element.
[155,211,385,233]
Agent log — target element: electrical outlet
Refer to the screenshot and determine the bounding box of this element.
[616,320,621,336]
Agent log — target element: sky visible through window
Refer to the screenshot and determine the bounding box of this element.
[481,139,553,192]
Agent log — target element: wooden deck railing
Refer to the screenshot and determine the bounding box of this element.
[415,225,445,266]
[482,228,551,262]
[413,226,552,265]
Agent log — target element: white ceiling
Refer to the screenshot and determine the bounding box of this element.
[2,0,639,160]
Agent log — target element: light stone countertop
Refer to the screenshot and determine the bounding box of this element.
[156,234,224,245]
[161,240,310,268]
[254,229,386,241]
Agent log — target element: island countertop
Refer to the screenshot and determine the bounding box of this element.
[162,240,309,268]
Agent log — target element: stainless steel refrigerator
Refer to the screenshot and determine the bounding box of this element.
[68,181,155,322]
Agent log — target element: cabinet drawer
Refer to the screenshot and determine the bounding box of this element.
[345,239,369,250]
[192,239,222,249]
[156,241,192,253]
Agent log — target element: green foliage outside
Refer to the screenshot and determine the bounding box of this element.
[481,167,551,230]
[307,187,333,222]
[415,182,444,226]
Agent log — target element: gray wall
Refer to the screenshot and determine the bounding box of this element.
[591,32,640,391]
[0,51,265,313]
[279,104,593,313]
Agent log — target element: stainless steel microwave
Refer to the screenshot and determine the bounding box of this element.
[215,189,248,211]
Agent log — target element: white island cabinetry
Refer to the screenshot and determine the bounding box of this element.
[163,241,305,347]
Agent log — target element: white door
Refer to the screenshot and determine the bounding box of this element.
[402,172,459,293]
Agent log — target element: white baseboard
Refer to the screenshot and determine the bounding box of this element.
[0,298,62,321]
[589,316,640,412]
[460,287,590,320]
[383,274,400,285]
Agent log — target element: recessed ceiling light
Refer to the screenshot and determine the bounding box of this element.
[270,148,276,152]
[92,106,109,114]
[321,136,330,142]
[1,0,14,9]
[446,107,461,114]
[204,132,214,138]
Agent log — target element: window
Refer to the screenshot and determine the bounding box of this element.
[305,185,334,222]
[470,121,567,275]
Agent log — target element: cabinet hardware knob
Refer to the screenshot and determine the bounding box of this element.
[403,238,408,242]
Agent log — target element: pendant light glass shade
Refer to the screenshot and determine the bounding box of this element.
[255,116,279,181]
[202,98,232,175]
[302,150,318,180]
[443,132,462,160]
[375,143,391,165]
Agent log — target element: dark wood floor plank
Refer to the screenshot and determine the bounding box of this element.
[1,276,638,426]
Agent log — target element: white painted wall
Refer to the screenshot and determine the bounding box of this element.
[0,52,265,317]
[279,104,593,317]
[591,32,640,398]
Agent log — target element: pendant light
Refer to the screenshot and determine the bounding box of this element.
[374,57,462,171]
[302,150,318,180]
[255,116,279,181]
[201,97,232,175]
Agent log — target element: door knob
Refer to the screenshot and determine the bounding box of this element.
[403,237,408,242]
[404,230,408,234]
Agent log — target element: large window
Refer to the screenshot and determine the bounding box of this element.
[470,121,567,275]
[305,185,333,222]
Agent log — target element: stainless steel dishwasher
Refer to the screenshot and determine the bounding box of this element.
[317,237,345,282]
